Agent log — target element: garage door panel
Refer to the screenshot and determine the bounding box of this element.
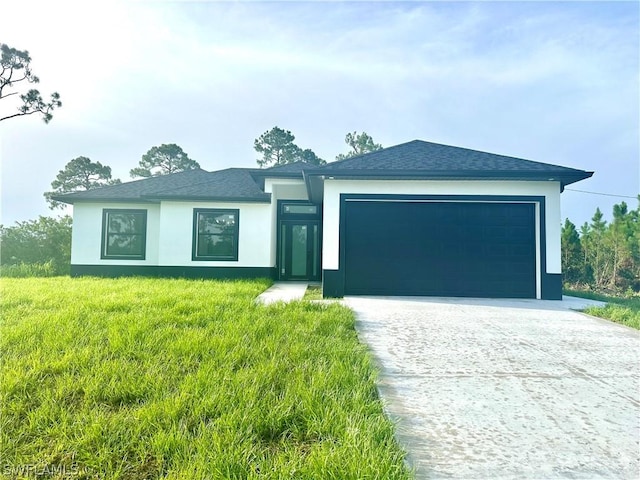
[344,201,536,298]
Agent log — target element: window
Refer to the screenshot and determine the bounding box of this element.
[101,209,147,260]
[193,209,239,261]
[282,203,318,215]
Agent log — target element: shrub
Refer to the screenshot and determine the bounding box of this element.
[0,261,59,278]
[0,215,71,276]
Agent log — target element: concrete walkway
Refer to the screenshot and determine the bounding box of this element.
[345,295,640,479]
[256,282,308,304]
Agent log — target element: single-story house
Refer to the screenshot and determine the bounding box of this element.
[53,140,593,299]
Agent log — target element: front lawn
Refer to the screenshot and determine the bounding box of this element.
[565,288,640,330]
[1,277,409,479]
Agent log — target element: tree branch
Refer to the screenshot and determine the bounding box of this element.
[0,65,14,97]
[0,110,39,122]
[0,91,19,99]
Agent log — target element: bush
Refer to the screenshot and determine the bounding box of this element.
[0,261,60,278]
[0,216,71,276]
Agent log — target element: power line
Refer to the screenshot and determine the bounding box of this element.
[565,188,638,199]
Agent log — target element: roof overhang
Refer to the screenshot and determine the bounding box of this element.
[303,169,594,203]
[50,194,272,205]
[48,196,160,205]
[141,194,271,203]
[251,171,305,190]
[250,171,304,180]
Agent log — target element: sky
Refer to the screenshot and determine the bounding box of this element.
[2,0,638,228]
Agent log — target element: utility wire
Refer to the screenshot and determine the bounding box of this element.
[565,188,638,199]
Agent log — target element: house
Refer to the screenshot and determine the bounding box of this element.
[53,140,593,300]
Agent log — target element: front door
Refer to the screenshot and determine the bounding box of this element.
[277,201,321,281]
[279,221,320,280]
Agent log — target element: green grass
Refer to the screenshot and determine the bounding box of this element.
[302,284,323,301]
[565,288,640,330]
[1,277,410,479]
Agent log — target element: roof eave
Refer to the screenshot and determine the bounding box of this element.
[304,169,594,198]
[306,169,594,182]
[49,196,158,205]
[141,194,272,203]
[250,171,304,180]
[559,171,594,190]
[302,170,324,204]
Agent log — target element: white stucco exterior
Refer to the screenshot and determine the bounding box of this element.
[72,179,561,271]
[70,179,311,269]
[69,174,565,299]
[321,179,562,298]
[264,178,308,198]
[71,202,161,265]
[71,201,273,267]
[157,201,272,267]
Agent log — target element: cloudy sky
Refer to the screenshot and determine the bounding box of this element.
[2,0,638,227]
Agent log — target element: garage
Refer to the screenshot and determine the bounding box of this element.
[343,199,537,298]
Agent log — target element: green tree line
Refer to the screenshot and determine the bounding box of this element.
[562,198,640,293]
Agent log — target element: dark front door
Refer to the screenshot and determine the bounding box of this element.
[279,221,320,280]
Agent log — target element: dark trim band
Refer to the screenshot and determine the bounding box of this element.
[71,265,276,280]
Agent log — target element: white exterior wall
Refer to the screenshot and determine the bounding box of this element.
[322,179,562,277]
[157,201,272,267]
[264,178,308,199]
[71,178,562,283]
[70,179,311,269]
[71,202,161,265]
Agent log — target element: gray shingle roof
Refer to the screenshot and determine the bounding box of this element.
[52,140,593,205]
[51,168,215,202]
[312,140,593,187]
[146,168,269,202]
[250,161,321,189]
[52,168,270,203]
[261,161,320,174]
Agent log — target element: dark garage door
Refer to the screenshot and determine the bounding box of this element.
[343,201,536,298]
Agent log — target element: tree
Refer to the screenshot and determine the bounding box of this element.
[295,148,325,166]
[561,218,583,284]
[0,43,61,123]
[0,215,72,275]
[629,197,640,290]
[576,202,639,291]
[581,208,612,289]
[45,156,121,209]
[563,199,640,293]
[578,221,595,285]
[609,200,640,290]
[254,127,324,167]
[130,144,200,178]
[254,127,300,167]
[335,131,382,161]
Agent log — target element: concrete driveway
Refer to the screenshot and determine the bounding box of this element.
[345,296,640,479]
